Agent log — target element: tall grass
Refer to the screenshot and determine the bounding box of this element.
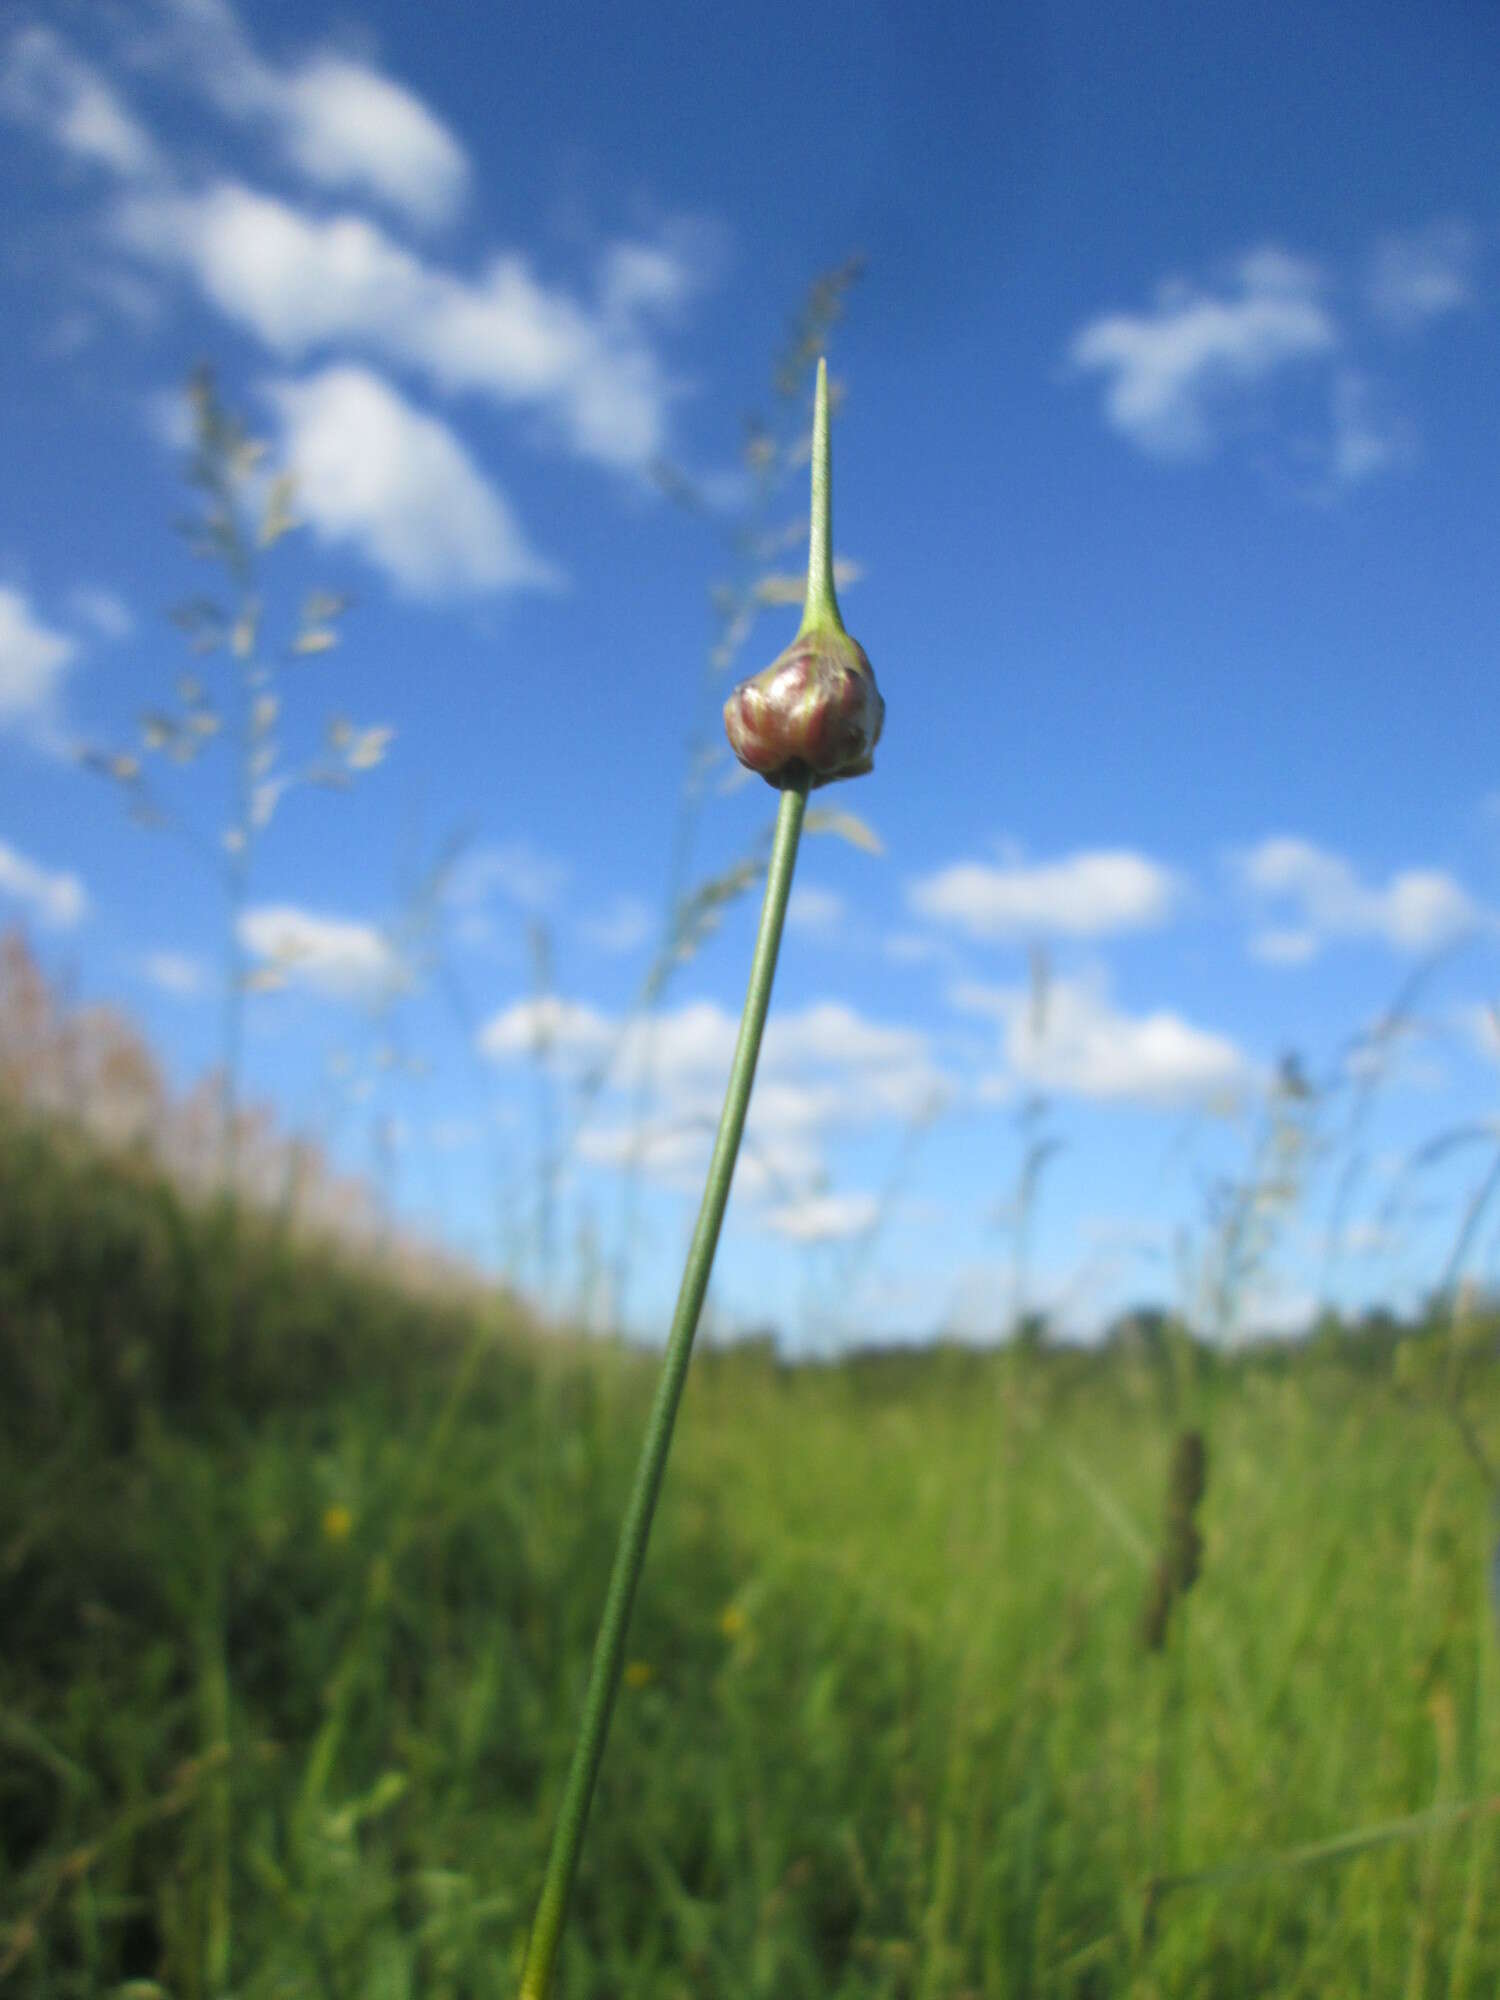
[79,370,389,1185]
[2,1097,1498,1995]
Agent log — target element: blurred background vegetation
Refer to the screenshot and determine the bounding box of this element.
[1,928,1498,1996]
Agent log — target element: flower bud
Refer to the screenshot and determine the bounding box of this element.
[723,355,884,790]
[723,626,884,789]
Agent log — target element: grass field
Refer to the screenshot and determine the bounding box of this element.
[2,1108,1498,1997]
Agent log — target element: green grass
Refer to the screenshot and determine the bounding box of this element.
[2,1109,1498,1996]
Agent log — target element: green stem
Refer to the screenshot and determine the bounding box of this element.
[518,776,810,2000]
[798,358,844,637]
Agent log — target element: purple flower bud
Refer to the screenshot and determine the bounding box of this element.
[723,626,884,790]
[723,356,883,790]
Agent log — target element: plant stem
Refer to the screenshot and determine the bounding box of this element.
[518,775,810,2000]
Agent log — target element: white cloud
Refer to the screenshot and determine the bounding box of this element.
[1067,246,1336,458]
[763,1192,880,1244]
[763,1002,938,1093]
[478,995,613,1063]
[888,932,944,964]
[480,991,950,1211]
[0,839,86,928]
[577,1113,827,1205]
[278,55,467,227]
[1367,220,1477,331]
[0,26,160,179]
[581,894,653,955]
[140,949,208,998]
[599,219,726,324]
[265,366,562,599]
[116,180,700,472]
[448,840,570,929]
[576,1116,736,1193]
[1068,227,1470,493]
[238,903,403,1002]
[1462,1003,1500,1066]
[67,584,134,640]
[1325,369,1409,491]
[955,972,1250,1110]
[787,884,845,935]
[0,585,78,730]
[1233,1282,1321,1342]
[1248,927,1319,967]
[150,0,468,226]
[909,848,1182,942]
[1236,837,1484,956]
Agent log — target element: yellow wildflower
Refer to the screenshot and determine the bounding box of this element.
[718,1605,747,1641]
[622,1660,655,1690]
[322,1503,354,1545]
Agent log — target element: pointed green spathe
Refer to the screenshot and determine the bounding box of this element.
[799,357,842,636]
[723,359,884,789]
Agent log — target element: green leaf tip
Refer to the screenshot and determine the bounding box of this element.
[798,356,844,638]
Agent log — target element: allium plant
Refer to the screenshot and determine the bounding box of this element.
[517,357,883,1999]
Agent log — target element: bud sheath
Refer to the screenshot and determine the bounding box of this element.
[723,358,884,789]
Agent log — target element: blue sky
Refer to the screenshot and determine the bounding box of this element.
[3,0,1500,1347]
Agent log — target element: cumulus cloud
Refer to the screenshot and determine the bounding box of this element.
[599,237,698,322]
[955,973,1250,1110]
[445,842,570,953]
[1236,837,1484,957]
[481,995,740,1095]
[276,56,467,227]
[0,585,79,732]
[146,0,468,226]
[908,848,1182,942]
[1325,368,1409,491]
[116,180,701,472]
[574,1115,820,1204]
[1067,246,1336,458]
[67,584,134,640]
[0,25,160,179]
[882,931,958,972]
[7,10,715,478]
[787,884,846,936]
[0,838,87,928]
[1366,220,1477,331]
[480,992,950,1210]
[1462,1003,1500,1066]
[478,995,613,1064]
[1067,227,1475,493]
[1247,927,1319,967]
[580,895,653,955]
[140,949,209,998]
[763,1192,880,1244]
[238,903,403,1002]
[265,366,562,599]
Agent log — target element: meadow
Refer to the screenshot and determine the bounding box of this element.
[2,1100,1497,1998]
[4,17,1497,1994]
